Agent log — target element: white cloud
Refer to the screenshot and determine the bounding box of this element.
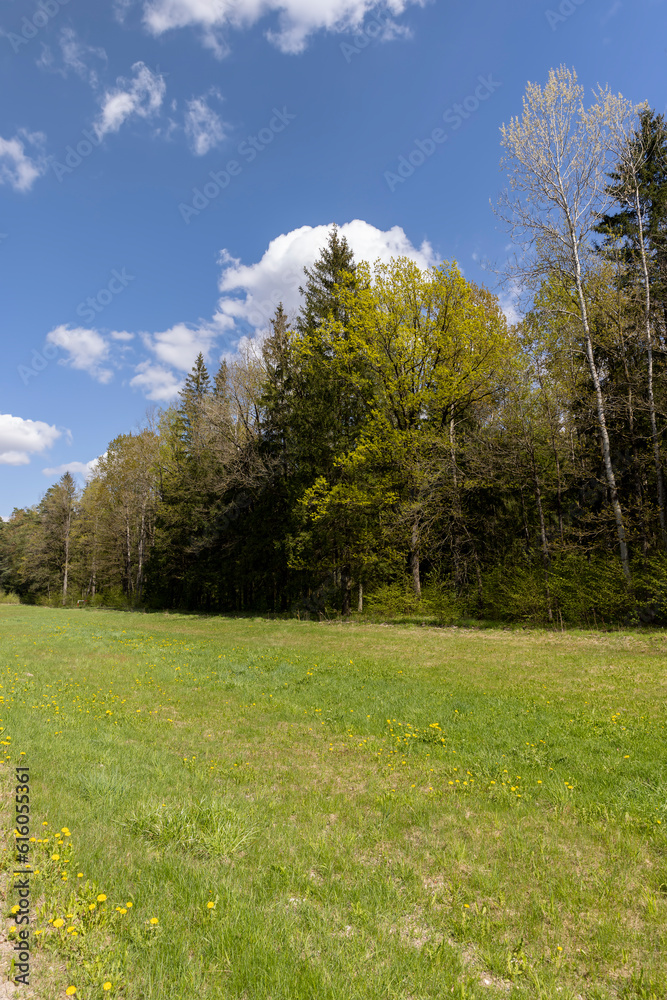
[215,219,437,334]
[184,91,226,155]
[41,457,102,480]
[38,29,107,87]
[0,130,47,192]
[40,220,438,401]
[142,0,423,54]
[0,414,61,466]
[498,281,523,326]
[94,61,166,139]
[46,325,113,383]
[129,361,183,401]
[142,321,218,371]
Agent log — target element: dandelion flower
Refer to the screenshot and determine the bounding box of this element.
[88,904,96,911]
[53,919,65,928]
[150,917,159,925]
[51,854,60,861]
[207,902,215,909]
[103,984,112,991]
[66,988,77,996]
[97,894,107,902]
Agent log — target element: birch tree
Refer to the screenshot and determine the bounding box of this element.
[600,105,667,548]
[40,472,78,604]
[497,65,633,581]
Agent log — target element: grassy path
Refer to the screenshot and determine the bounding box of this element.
[1,607,666,999]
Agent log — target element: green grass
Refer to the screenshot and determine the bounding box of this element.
[1,607,666,999]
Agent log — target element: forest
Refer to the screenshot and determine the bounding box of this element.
[3,69,667,626]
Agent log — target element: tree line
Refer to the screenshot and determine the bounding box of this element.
[2,68,667,625]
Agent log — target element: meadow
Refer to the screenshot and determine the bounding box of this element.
[0,605,666,1000]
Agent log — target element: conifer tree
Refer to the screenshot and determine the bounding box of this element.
[297,225,356,334]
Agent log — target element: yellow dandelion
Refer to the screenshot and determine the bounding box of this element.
[88,903,96,911]
[207,901,215,909]
[97,894,107,902]
[66,988,77,996]
[149,917,158,925]
[77,873,84,878]
[126,902,132,908]
[51,854,60,861]
[53,918,65,928]
[103,985,112,992]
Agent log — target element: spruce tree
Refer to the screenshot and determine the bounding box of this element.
[178,353,211,455]
[297,225,356,334]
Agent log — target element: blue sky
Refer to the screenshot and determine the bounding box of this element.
[1,0,665,517]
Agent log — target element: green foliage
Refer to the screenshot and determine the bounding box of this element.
[4,187,667,623]
[364,579,463,622]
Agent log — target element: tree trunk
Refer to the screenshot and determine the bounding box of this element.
[358,581,363,613]
[410,518,421,597]
[62,510,70,607]
[448,411,462,591]
[635,187,667,549]
[341,562,352,618]
[125,512,133,595]
[530,448,553,622]
[569,226,632,582]
[137,506,146,598]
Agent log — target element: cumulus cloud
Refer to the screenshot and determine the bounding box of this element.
[46,325,113,383]
[141,322,219,372]
[0,414,61,466]
[0,129,47,192]
[41,457,102,480]
[129,361,183,401]
[142,0,423,54]
[184,91,226,155]
[38,220,438,401]
[215,219,437,335]
[94,61,166,139]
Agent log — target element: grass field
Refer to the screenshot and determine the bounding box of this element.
[1,606,666,1000]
